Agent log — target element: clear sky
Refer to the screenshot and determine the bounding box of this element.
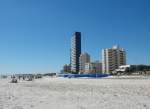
[0,0,150,74]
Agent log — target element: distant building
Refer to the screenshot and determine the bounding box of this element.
[79,52,90,73]
[113,64,150,75]
[113,65,131,74]
[85,61,102,74]
[102,45,126,74]
[71,32,81,73]
[63,64,71,73]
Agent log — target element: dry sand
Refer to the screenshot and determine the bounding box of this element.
[0,76,150,109]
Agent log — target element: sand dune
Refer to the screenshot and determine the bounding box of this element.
[0,77,150,109]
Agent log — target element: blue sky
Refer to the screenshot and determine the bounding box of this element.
[0,0,150,74]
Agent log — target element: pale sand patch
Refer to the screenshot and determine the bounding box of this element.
[0,77,150,109]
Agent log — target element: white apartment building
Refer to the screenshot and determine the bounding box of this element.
[79,52,90,73]
[102,45,126,74]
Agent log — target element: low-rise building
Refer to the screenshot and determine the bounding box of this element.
[85,61,102,74]
[63,64,71,73]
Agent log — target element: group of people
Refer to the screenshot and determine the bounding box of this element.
[10,74,42,83]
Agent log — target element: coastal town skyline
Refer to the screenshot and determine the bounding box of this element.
[0,0,150,74]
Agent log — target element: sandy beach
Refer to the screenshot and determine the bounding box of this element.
[0,76,150,109]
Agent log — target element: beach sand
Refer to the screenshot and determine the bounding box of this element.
[0,76,150,109]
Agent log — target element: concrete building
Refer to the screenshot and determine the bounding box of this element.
[85,61,102,74]
[71,32,81,73]
[79,52,91,73]
[63,64,71,73]
[102,45,126,74]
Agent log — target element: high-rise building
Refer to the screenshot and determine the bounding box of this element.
[85,61,102,74]
[79,52,90,73]
[71,32,81,73]
[102,45,126,74]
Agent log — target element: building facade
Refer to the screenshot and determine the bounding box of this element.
[102,45,126,74]
[63,64,71,73]
[79,52,90,73]
[85,61,102,74]
[71,32,81,73]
